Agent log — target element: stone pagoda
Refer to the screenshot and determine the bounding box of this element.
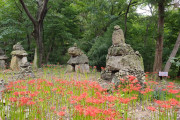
[10,42,28,71]
[99,25,145,89]
[67,43,90,73]
[0,48,8,69]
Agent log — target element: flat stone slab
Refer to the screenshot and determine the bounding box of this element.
[67,54,89,64]
[106,55,144,71]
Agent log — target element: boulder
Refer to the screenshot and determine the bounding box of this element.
[0,55,8,60]
[13,42,24,50]
[111,73,120,89]
[0,48,8,69]
[66,65,74,72]
[11,50,28,56]
[101,70,113,81]
[10,56,20,71]
[10,43,28,71]
[67,44,90,74]
[0,60,6,69]
[108,44,134,56]
[106,55,144,71]
[67,54,89,65]
[98,25,145,90]
[112,25,125,46]
[75,64,90,73]
[68,47,83,57]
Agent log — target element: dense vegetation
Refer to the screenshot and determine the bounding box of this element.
[0,0,180,76]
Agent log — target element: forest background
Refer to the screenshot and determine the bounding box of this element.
[0,0,179,77]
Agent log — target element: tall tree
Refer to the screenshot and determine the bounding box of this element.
[164,32,180,72]
[19,0,49,67]
[153,0,165,72]
[124,0,133,38]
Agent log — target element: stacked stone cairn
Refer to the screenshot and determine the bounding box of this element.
[0,48,8,70]
[67,43,90,73]
[99,25,145,90]
[10,42,35,79]
[17,62,35,79]
[10,42,28,71]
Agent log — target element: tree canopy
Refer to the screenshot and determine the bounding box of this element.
[0,0,180,76]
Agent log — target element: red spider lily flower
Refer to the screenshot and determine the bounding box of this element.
[38,98,43,102]
[67,91,73,95]
[130,96,137,100]
[119,98,131,104]
[27,80,36,85]
[143,82,147,85]
[30,91,39,98]
[75,104,84,114]
[154,100,164,105]
[52,88,58,91]
[147,106,156,111]
[57,111,65,116]
[50,106,55,111]
[101,67,105,70]
[169,82,174,85]
[160,104,172,109]
[127,75,136,81]
[176,95,180,98]
[132,80,139,84]
[19,97,30,106]
[44,91,49,94]
[168,89,179,94]
[162,89,167,91]
[169,99,179,106]
[109,104,115,108]
[120,78,125,83]
[20,86,27,89]
[166,85,174,89]
[27,101,36,106]
[70,100,77,104]
[13,91,20,96]
[46,81,54,86]
[106,96,117,102]
[61,106,66,110]
[9,97,17,102]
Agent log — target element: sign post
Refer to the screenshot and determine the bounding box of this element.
[159,72,168,80]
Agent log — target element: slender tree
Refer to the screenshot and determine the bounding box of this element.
[124,0,133,38]
[19,0,49,67]
[164,32,180,72]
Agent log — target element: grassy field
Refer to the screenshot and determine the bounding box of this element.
[0,65,180,120]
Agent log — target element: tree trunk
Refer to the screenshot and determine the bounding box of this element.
[33,47,38,70]
[124,0,132,38]
[153,1,165,72]
[27,34,31,51]
[19,0,48,68]
[32,23,44,67]
[164,32,180,72]
[45,39,54,64]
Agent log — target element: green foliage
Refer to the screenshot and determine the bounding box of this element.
[0,0,179,73]
[87,27,112,68]
[170,56,180,67]
[152,88,167,100]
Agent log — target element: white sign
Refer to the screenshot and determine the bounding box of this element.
[159,72,168,76]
